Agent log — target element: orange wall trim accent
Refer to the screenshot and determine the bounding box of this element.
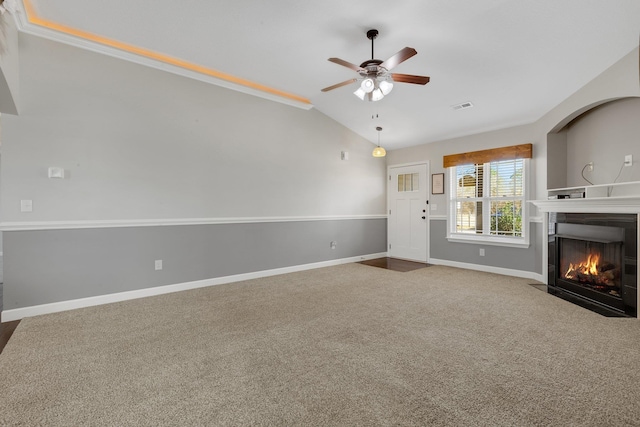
[22,0,312,107]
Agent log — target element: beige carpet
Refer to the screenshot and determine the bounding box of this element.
[1,264,639,426]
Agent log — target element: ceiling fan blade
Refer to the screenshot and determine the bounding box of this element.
[391,73,430,85]
[321,78,358,92]
[380,47,417,71]
[328,58,364,72]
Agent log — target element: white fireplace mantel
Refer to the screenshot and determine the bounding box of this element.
[530,181,640,214]
[530,196,640,214]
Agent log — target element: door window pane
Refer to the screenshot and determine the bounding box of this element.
[398,173,420,192]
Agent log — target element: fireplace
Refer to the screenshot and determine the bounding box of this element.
[548,213,637,317]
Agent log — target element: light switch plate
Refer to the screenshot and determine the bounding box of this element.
[20,199,33,212]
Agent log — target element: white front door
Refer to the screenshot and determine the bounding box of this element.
[388,164,429,262]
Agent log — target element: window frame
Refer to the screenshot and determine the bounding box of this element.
[447,158,529,248]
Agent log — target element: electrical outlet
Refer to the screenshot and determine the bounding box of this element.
[624,154,632,167]
[479,248,485,257]
[587,162,594,172]
[155,260,163,270]
[330,241,337,249]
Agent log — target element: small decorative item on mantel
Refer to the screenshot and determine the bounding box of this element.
[432,173,444,195]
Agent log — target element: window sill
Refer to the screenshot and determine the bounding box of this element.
[446,234,530,248]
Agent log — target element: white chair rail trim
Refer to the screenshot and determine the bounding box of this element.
[0,215,388,232]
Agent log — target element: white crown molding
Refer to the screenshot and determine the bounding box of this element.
[0,214,388,231]
[10,7,313,111]
[1,252,387,322]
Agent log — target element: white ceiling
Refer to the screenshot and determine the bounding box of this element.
[21,0,640,150]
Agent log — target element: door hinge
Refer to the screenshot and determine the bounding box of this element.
[389,175,391,181]
[389,244,391,250]
[426,200,429,204]
[389,209,391,215]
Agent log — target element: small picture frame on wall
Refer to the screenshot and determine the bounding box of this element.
[432,173,444,195]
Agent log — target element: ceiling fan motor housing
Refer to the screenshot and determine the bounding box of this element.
[359,59,386,77]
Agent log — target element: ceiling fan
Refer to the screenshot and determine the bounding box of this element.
[321,29,430,101]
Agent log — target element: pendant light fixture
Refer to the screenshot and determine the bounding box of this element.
[372,126,386,157]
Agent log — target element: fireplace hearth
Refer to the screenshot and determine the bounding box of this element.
[548,213,637,317]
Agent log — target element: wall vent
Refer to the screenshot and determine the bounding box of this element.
[452,101,474,111]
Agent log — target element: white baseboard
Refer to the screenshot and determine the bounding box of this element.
[428,258,545,283]
[1,252,387,322]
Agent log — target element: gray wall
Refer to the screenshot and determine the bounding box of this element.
[546,132,568,190]
[0,33,387,312]
[565,97,640,187]
[430,220,542,274]
[3,219,386,309]
[0,13,19,115]
[2,34,386,222]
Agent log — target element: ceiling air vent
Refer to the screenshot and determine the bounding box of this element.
[452,102,474,111]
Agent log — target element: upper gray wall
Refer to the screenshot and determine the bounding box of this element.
[566,97,640,187]
[0,13,19,115]
[1,33,386,223]
[387,123,537,218]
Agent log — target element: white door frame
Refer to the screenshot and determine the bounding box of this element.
[387,161,430,262]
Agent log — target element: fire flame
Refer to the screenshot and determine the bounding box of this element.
[565,253,600,279]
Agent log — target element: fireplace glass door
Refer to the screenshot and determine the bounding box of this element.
[558,237,622,298]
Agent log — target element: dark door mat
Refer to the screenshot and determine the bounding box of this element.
[359,257,430,272]
[0,320,21,354]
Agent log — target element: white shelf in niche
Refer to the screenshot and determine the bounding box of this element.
[531,181,640,214]
[547,181,640,199]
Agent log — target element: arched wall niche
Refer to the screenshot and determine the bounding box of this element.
[546,96,640,190]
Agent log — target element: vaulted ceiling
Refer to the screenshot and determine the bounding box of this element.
[14,0,640,150]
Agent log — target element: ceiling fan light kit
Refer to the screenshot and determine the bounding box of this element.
[379,80,393,95]
[361,78,375,93]
[353,77,393,101]
[371,88,384,102]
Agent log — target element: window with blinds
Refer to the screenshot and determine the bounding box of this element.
[450,158,525,240]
